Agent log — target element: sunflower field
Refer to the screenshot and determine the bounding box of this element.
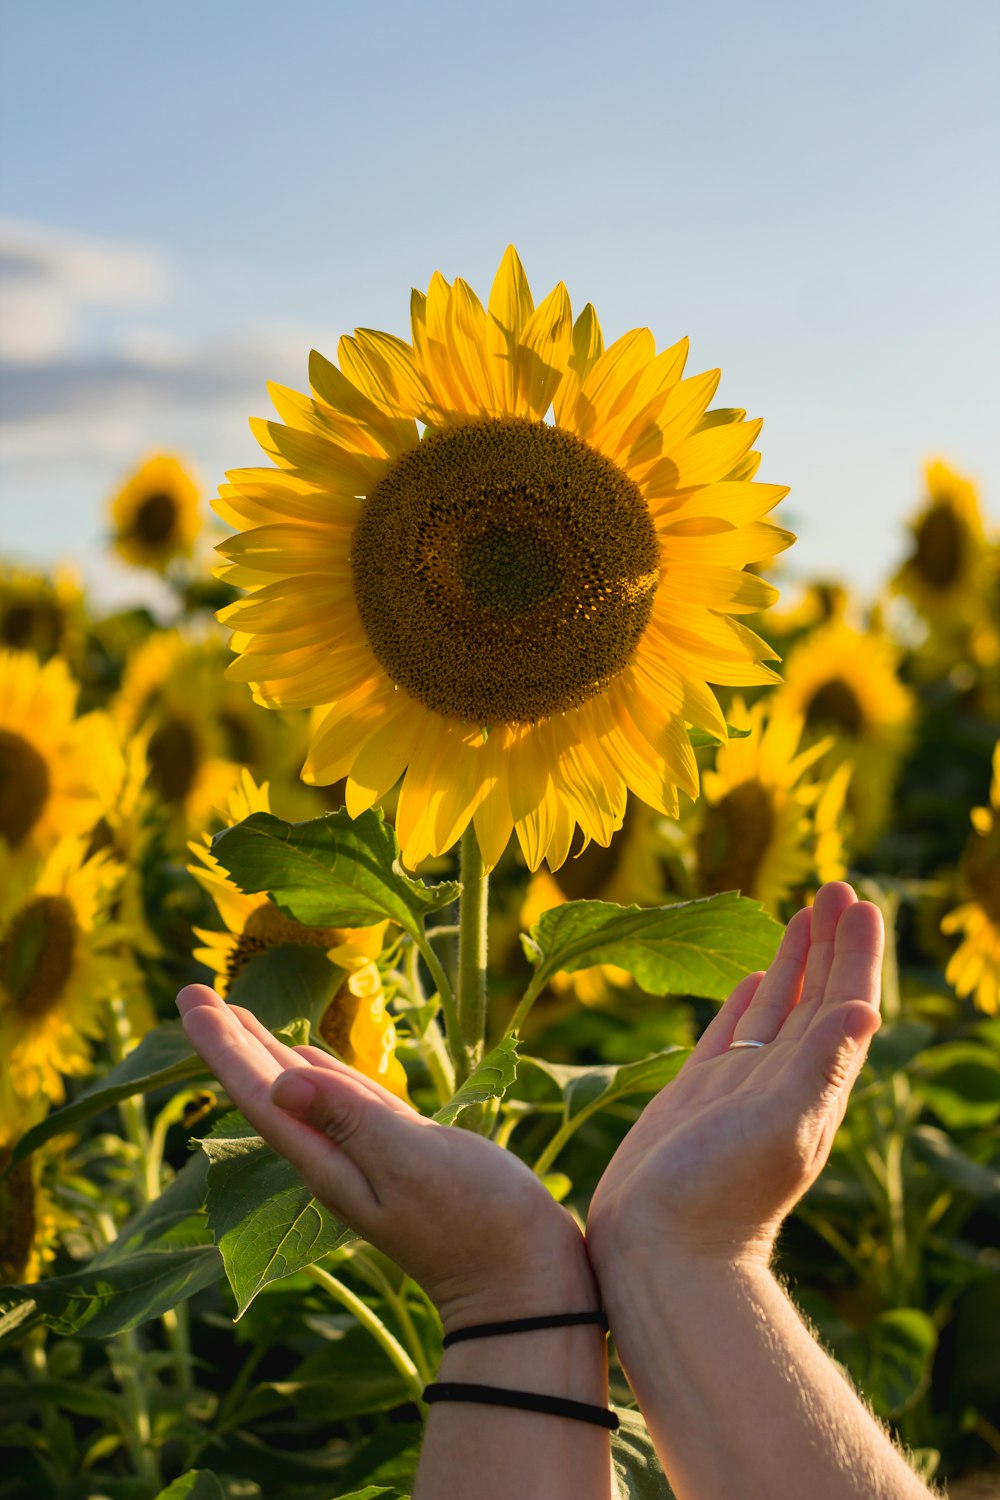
[1,251,999,1499]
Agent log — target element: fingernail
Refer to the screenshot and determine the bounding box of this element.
[272,1072,316,1114]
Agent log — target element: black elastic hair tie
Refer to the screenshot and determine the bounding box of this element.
[423,1381,619,1430]
[442,1310,609,1348]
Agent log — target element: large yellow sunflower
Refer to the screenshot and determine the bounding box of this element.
[693,696,848,913]
[109,453,202,573]
[189,771,408,1098]
[0,838,132,1114]
[891,459,993,622]
[0,650,111,857]
[215,247,792,872]
[774,621,915,850]
[0,1098,76,1284]
[941,742,1000,1015]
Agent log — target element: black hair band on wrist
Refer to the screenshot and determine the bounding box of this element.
[442,1310,609,1348]
[423,1381,620,1430]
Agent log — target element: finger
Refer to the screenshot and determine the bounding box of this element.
[688,971,765,1064]
[778,996,882,1127]
[177,990,377,1224]
[795,901,884,1039]
[730,906,812,1045]
[269,1062,431,1193]
[781,883,858,1038]
[228,1005,315,1073]
[291,1043,416,1114]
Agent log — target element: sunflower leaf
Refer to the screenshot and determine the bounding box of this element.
[516,1049,689,1121]
[201,1111,354,1317]
[0,1246,223,1344]
[687,722,753,749]
[434,1036,520,1124]
[524,892,782,999]
[612,1407,677,1498]
[212,809,461,938]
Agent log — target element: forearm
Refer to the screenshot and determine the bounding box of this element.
[413,1249,615,1500]
[603,1250,932,1500]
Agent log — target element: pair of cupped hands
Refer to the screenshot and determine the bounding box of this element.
[177,882,884,1335]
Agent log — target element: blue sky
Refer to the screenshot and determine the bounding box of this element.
[1,0,997,607]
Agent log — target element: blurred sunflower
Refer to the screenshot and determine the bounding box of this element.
[0,565,86,664]
[891,459,993,624]
[189,771,408,1098]
[86,716,163,962]
[764,579,850,645]
[109,453,202,573]
[693,696,848,913]
[775,621,916,849]
[0,838,132,1114]
[521,802,668,1004]
[216,246,792,872]
[941,742,1000,1014]
[0,650,111,856]
[0,1100,76,1284]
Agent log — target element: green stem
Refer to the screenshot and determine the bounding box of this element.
[504,969,548,1043]
[455,827,489,1083]
[421,1017,457,1106]
[353,1256,434,1385]
[415,928,462,1071]
[97,1210,160,1490]
[532,1097,605,1178]
[305,1263,425,1403]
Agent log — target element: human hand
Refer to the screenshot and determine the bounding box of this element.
[176,985,598,1334]
[586,882,884,1275]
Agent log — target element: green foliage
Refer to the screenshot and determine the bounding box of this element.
[433,1036,519,1124]
[201,1113,353,1317]
[211,808,462,938]
[523,891,782,998]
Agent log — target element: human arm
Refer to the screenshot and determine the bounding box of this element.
[586,882,935,1500]
[176,984,615,1500]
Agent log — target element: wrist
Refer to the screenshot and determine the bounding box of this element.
[434,1209,600,1339]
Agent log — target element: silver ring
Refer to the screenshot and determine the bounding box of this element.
[728,1039,768,1050]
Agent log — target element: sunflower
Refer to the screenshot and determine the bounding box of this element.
[86,716,163,962]
[774,621,915,850]
[0,565,86,664]
[189,771,408,1098]
[520,802,669,1005]
[109,453,202,573]
[0,838,132,1114]
[692,696,847,913]
[0,1099,75,1285]
[0,650,111,857]
[891,459,993,623]
[941,742,1000,1015]
[215,247,792,872]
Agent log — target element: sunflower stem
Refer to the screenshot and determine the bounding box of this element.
[455,827,489,1085]
[305,1262,425,1403]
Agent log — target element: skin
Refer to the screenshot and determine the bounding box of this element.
[177,882,934,1499]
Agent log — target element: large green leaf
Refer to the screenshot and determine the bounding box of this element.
[264,1323,417,1422]
[201,1112,353,1317]
[0,1244,222,1344]
[523,892,782,999]
[211,808,461,938]
[517,1050,688,1120]
[612,1408,675,1498]
[433,1037,520,1124]
[912,1042,1000,1129]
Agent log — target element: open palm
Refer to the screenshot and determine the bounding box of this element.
[588,883,885,1269]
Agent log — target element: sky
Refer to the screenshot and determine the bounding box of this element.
[1,0,998,609]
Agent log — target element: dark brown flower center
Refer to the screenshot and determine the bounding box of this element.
[2,599,64,657]
[0,895,77,1020]
[317,976,363,1062]
[0,1150,37,1284]
[146,717,199,804]
[352,416,659,726]
[697,782,775,897]
[806,678,865,737]
[0,730,51,846]
[913,502,965,592]
[131,491,179,547]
